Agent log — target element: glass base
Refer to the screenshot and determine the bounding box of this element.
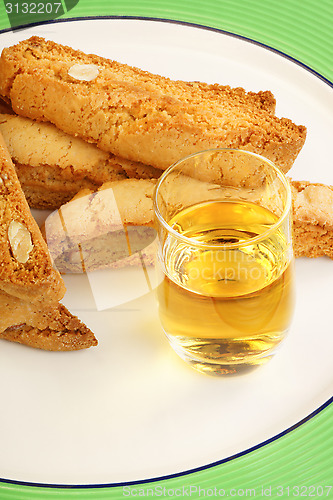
[165,332,287,376]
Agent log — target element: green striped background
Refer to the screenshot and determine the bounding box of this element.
[0,0,332,498]
[0,0,332,81]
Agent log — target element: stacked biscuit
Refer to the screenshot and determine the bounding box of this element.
[0,111,161,209]
[0,133,97,350]
[0,37,304,173]
[0,36,331,350]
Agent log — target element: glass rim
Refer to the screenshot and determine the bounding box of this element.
[153,148,292,250]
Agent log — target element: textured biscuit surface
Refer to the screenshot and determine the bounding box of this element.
[0,113,161,209]
[291,180,333,258]
[0,37,306,173]
[0,290,97,350]
[0,130,97,350]
[0,131,65,303]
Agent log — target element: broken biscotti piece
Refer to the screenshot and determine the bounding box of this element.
[0,37,306,173]
[0,113,161,210]
[0,131,97,350]
[0,291,97,351]
[43,179,157,273]
[291,180,333,259]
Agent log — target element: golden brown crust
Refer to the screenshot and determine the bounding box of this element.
[0,131,65,303]
[0,303,97,351]
[43,179,157,272]
[0,37,306,173]
[0,285,97,350]
[0,37,276,113]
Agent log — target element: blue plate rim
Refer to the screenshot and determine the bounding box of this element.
[0,14,332,490]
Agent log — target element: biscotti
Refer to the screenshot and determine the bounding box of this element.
[0,37,306,173]
[43,179,157,272]
[291,180,333,258]
[0,113,161,209]
[0,130,97,350]
[0,290,97,350]
[0,131,65,304]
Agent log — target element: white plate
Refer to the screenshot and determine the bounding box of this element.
[0,18,332,486]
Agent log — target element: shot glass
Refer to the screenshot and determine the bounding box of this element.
[153,149,295,375]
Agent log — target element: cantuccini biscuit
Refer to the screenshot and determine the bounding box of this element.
[0,130,65,304]
[291,180,333,259]
[0,113,161,209]
[0,131,97,350]
[43,179,157,272]
[0,37,306,174]
[0,291,97,351]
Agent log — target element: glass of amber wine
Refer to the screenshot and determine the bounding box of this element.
[154,149,295,375]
